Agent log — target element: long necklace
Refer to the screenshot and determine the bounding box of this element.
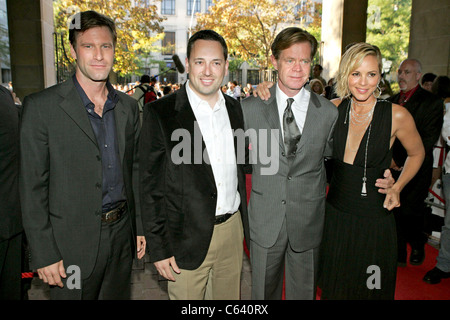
[361,122,372,197]
[344,98,377,197]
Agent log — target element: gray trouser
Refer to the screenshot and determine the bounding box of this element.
[250,218,318,300]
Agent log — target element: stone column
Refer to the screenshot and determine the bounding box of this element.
[408,0,450,76]
[7,0,55,101]
[321,0,368,82]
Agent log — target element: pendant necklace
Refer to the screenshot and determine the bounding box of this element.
[344,98,376,197]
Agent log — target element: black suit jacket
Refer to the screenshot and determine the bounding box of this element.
[19,77,141,278]
[0,86,22,241]
[139,84,249,270]
[389,86,444,207]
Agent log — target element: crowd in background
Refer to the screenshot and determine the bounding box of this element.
[1,46,450,300]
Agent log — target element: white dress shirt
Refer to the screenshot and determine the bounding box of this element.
[275,84,310,140]
[186,81,240,216]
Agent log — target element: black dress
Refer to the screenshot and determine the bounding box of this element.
[318,99,397,300]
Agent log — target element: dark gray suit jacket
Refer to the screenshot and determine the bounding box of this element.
[241,85,338,251]
[19,77,141,278]
[0,86,22,241]
[389,86,443,209]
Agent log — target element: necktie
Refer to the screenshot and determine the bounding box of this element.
[283,98,301,158]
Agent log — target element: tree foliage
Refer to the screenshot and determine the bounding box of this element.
[53,0,166,76]
[366,0,412,74]
[194,0,298,70]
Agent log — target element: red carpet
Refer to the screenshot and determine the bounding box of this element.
[244,174,450,300]
[394,244,450,300]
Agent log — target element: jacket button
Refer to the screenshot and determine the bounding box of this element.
[96,182,101,189]
[211,192,217,199]
[281,200,286,204]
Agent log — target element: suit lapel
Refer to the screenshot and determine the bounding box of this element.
[224,95,245,163]
[174,85,215,184]
[297,89,321,153]
[114,98,128,163]
[58,79,98,147]
[261,86,284,150]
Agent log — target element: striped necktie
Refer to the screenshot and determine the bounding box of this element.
[283,98,301,158]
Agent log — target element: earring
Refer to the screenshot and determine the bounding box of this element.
[373,84,381,99]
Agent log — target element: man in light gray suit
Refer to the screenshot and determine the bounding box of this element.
[241,27,338,300]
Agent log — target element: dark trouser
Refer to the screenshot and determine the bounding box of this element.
[0,232,22,300]
[391,169,429,260]
[394,205,428,261]
[50,212,133,300]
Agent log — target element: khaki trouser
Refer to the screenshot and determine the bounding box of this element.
[168,211,244,300]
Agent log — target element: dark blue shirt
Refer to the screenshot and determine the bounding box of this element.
[73,75,126,212]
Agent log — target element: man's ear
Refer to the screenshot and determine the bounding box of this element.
[225,59,229,76]
[185,57,189,74]
[70,44,77,61]
[270,54,278,71]
[415,72,422,82]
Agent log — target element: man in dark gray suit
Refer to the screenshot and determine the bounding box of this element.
[242,27,338,300]
[0,85,23,300]
[389,59,443,266]
[19,11,145,299]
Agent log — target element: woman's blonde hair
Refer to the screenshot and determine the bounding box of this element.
[335,42,383,99]
[309,78,325,95]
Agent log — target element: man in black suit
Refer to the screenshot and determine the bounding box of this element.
[139,30,249,300]
[389,58,443,266]
[0,85,23,300]
[19,11,145,299]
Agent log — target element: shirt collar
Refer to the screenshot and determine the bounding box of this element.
[186,80,225,112]
[72,74,119,110]
[276,83,307,111]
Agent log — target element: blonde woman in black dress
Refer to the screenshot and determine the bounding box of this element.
[318,43,425,299]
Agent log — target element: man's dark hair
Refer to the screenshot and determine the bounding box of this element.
[271,27,318,60]
[431,75,450,99]
[187,30,228,61]
[314,64,323,71]
[421,72,437,85]
[140,75,150,83]
[69,10,117,48]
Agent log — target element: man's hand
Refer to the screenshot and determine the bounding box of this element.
[154,256,180,281]
[252,81,274,100]
[37,260,66,288]
[136,236,146,260]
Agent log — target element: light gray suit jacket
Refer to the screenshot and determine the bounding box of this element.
[241,85,338,252]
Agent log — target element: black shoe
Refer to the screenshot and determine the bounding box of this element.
[423,267,450,284]
[410,248,425,265]
[397,259,407,267]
